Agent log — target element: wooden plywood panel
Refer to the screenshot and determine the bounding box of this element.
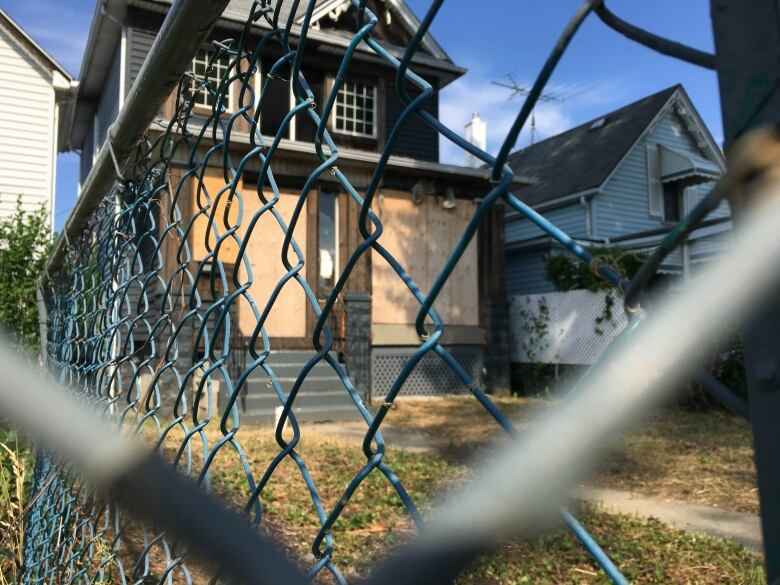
[190,167,243,265]
[371,190,428,325]
[237,185,309,339]
[443,201,479,326]
[372,190,479,328]
[425,195,450,324]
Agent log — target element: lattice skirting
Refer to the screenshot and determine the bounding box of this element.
[371,345,484,397]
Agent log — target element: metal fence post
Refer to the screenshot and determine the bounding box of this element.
[711,1,780,579]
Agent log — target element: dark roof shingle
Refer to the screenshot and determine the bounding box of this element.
[507,85,679,207]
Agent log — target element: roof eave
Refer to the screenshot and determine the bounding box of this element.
[130,0,466,82]
[69,0,126,149]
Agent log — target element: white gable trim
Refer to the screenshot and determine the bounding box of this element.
[302,0,352,27]
[385,0,449,60]
[667,90,725,169]
[297,0,450,61]
[597,87,724,195]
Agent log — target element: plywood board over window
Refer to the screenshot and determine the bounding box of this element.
[188,167,309,339]
[372,190,479,331]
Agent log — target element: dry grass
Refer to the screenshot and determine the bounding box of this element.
[0,430,31,585]
[189,426,763,584]
[595,407,757,514]
[383,396,759,514]
[11,396,760,584]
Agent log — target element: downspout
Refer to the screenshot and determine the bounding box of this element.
[579,195,593,238]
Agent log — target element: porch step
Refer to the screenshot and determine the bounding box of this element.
[238,404,365,426]
[257,362,335,379]
[228,350,364,423]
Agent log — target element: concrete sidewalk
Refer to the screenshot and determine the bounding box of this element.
[304,421,763,551]
[576,487,763,551]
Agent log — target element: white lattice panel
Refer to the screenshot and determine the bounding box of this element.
[510,290,628,365]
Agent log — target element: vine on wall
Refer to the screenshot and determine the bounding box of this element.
[516,295,551,389]
[544,247,645,334]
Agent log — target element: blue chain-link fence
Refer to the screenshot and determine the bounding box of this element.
[22,1,752,583]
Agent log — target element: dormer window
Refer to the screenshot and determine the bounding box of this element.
[189,49,231,111]
[334,81,376,138]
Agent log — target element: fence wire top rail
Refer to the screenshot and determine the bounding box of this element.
[25,0,745,584]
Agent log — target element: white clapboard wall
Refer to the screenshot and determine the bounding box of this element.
[0,19,57,225]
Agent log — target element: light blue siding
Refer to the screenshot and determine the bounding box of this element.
[689,181,731,218]
[593,107,727,238]
[505,203,587,244]
[506,249,555,295]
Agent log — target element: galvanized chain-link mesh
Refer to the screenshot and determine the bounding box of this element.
[23,0,736,583]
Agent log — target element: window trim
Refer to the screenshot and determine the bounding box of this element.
[317,190,340,297]
[254,66,298,141]
[189,49,234,114]
[332,80,377,139]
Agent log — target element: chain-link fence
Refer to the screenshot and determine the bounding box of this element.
[21,0,767,583]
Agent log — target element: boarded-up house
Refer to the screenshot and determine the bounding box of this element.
[66,0,521,420]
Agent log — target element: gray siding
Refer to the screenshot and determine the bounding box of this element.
[505,203,587,244]
[593,108,728,238]
[385,83,439,162]
[506,249,555,296]
[80,118,95,185]
[128,28,156,93]
[95,46,121,148]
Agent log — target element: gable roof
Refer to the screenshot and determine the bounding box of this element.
[0,8,73,80]
[506,85,715,208]
[129,0,454,66]
[226,0,451,62]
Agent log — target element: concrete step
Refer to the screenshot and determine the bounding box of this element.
[258,361,336,379]
[229,350,358,424]
[264,350,337,365]
[243,389,357,412]
[246,375,344,393]
[238,403,362,425]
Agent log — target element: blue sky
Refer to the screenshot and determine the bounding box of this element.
[2,0,720,231]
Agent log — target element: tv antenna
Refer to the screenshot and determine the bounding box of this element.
[492,73,593,145]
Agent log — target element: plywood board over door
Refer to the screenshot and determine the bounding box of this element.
[189,167,310,341]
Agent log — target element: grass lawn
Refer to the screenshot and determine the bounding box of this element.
[172,420,764,584]
[19,397,760,583]
[383,396,759,514]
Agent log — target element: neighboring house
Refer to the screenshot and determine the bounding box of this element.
[67,0,521,418]
[505,85,728,372]
[506,84,728,296]
[0,9,77,230]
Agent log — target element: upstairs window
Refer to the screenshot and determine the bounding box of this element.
[662,181,684,223]
[334,81,376,137]
[189,50,231,111]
